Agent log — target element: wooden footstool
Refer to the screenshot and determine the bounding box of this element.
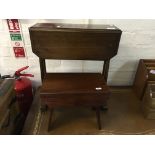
[40,73,110,130]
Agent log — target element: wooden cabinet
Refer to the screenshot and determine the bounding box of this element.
[133,59,155,100]
[29,23,122,130]
[142,84,155,119]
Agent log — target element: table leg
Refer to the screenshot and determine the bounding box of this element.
[48,108,54,132]
[96,107,102,130]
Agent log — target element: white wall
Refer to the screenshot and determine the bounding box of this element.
[0,19,155,87]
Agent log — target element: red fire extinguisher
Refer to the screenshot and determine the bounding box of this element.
[14,66,34,116]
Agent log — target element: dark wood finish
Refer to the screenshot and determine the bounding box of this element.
[96,107,102,130]
[29,23,122,130]
[41,73,109,94]
[133,59,155,100]
[39,58,46,81]
[29,23,122,60]
[40,73,110,108]
[142,83,155,119]
[102,60,110,82]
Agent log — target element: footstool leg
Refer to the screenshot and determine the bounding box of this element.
[96,107,102,130]
[48,108,54,132]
